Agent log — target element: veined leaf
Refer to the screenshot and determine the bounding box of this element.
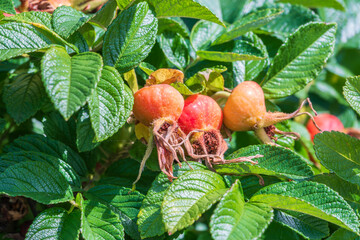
[190,20,224,51]
[314,131,360,186]
[262,22,336,99]
[4,134,87,177]
[220,0,248,23]
[0,161,73,204]
[197,40,265,62]
[274,210,330,240]
[26,208,81,240]
[215,145,313,180]
[327,228,360,240]
[251,181,360,234]
[162,169,227,233]
[76,107,100,152]
[0,0,16,14]
[143,0,224,26]
[344,76,360,116]
[90,0,117,29]
[0,151,81,187]
[52,6,90,38]
[138,163,206,238]
[41,46,103,119]
[158,17,189,37]
[312,173,360,203]
[3,72,45,124]
[259,4,321,41]
[2,11,53,29]
[82,200,125,240]
[43,111,76,148]
[103,2,158,73]
[213,8,283,45]
[159,31,190,70]
[210,180,274,240]
[85,185,144,240]
[0,22,51,61]
[278,0,345,11]
[89,66,133,141]
[239,175,281,200]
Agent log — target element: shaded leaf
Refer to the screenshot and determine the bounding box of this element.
[3,72,45,124]
[76,107,100,152]
[278,0,345,11]
[0,161,73,204]
[4,134,87,177]
[26,208,81,240]
[314,131,360,186]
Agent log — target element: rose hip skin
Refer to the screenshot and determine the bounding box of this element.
[133,84,184,126]
[224,81,267,131]
[178,94,223,134]
[307,113,344,140]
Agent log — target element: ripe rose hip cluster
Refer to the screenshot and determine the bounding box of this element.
[131,75,321,184]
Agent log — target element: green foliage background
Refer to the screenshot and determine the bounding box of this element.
[0,0,360,239]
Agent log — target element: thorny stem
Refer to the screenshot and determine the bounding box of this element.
[132,131,154,191]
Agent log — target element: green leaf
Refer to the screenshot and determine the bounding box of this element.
[327,228,360,240]
[52,6,90,39]
[3,72,45,124]
[66,31,89,53]
[251,181,360,234]
[85,185,144,240]
[43,112,76,147]
[278,0,345,11]
[215,145,313,180]
[213,8,283,45]
[262,22,336,99]
[158,31,190,70]
[115,0,132,9]
[103,2,158,73]
[41,46,103,119]
[0,0,16,14]
[0,118,6,134]
[162,169,228,233]
[137,163,206,238]
[4,134,87,177]
[239,175,281,200]
[89,66,133,141]
[344,76,360,116]
[274,210,330,240]
[190,20,224,51]
[90,0,117,29]
[26,208,81,240]
[314,131,360,186]
[197,40,266,62]
[171,73,206,95]
[260,220,305,240]
[312,173,360,203]
[158,17,189,37]
[76,107,100,152]
[2,11,53,29]
[259,4,321,41]
[220,0,248,23]
[210,180,274,240]
[0,22,51,61]
[0,151,81,187]
[82,200,125,240]
[0,161,73,204]
[143,0,224,26]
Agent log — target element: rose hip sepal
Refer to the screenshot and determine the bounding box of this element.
[132,84,188,184]
[178,94,261,169]
[223,81,321,145]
